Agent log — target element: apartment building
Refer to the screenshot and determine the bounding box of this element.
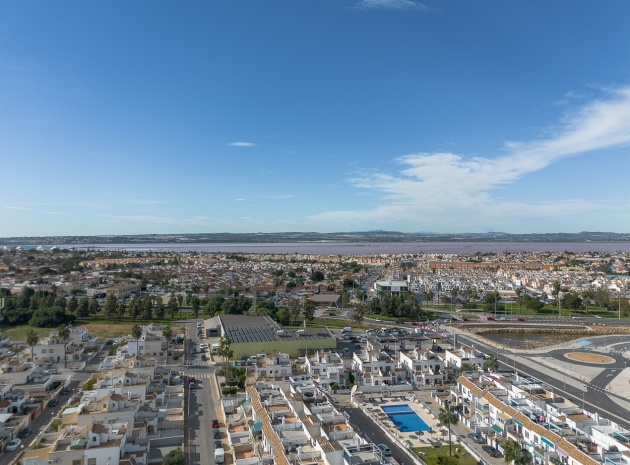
[451,373,629,465]
[16,366,185,465]
[242,383,388,465]
[304,350,346,390]
[398,348,446,387]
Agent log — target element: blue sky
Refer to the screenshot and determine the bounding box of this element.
[1,0,630,237]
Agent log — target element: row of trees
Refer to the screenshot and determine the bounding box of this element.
[368,292,434,319]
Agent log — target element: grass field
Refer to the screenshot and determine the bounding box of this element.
[1,322,185,341]
[413,444,478,465]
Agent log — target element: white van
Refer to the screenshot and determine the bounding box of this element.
[341,327,352,333]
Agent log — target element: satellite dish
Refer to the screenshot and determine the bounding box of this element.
[350,385,358,395]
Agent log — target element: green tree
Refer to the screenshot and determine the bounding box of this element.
[168,294,179,319]
[116,302,127,318]
[288,298,300,324]
[352,303,366,326]
[275,307,291,326]
[485,354,499,372]
[26,329,39,362]
[458,363,478,375]
[191,296,201,319]
[141,295,153,320]
[163,447,185,465]
[304,299,316,322]
[163,325,173,358]
[104,294,117,318]
[89,296,100,318]
[129,298,141,321]
[503,439,521,463]
[504,439,532,465]
[437,402,458,456]
[204,295,224,316]
[561,293,583,313]
[77,296,89,318]
[131,323,143,356]
[217,334,234,375]
[58,325,70,368]
[155,299,165,319]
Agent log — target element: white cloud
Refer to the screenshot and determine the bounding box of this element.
[311,86,630,227]
[42,211,66,215]
[227,141,256,147]
[355,0,428,11]
[233,198,248,202]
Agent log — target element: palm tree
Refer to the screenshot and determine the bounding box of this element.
[131,324,143,357]
[162,325,173,362]
[26,329,39,363]
[503,439,521,463]
[504,439,532,465]
[515,449,532,465]
[217,334,233,376]
[57,325,70,368]
[437,401,458,456]
[485,354,500,372]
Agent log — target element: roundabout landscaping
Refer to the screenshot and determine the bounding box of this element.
[563,352,616,364]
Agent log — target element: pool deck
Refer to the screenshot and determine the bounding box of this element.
[355,393,448,448]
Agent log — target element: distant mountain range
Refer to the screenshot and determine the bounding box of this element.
[1,231,630,246]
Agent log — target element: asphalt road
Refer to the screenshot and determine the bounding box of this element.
[183,320,221,465]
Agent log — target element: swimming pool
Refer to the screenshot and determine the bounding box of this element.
[382,404,431,432]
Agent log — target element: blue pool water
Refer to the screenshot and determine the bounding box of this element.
[382,405,431,432]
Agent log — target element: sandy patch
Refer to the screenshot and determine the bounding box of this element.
[564,352,616,364]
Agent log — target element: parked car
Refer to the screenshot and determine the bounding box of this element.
[61,387,70,395]
[482,445,501,457]
[377,444,391,456]
[48,398,58,407]
[213,429,221,439]
[467,433,484,443]
[6,438,21,451]
[17,428,30,439]
[214,440,222,449]
[201,354,207,361]
[486,316,495,321]
[189,382,196,389]
[516,317,526,321]
[212,419,220,428]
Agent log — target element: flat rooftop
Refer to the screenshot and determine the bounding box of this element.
[220,315,333,344]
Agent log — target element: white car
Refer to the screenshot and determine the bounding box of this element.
[6,438,21,451]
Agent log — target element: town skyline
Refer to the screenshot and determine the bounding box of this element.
[1,1,630,237]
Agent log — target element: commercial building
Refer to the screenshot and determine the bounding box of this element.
[217,315,337,359]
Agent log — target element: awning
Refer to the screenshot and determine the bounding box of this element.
[542,437,554,448]
[556,447,568,458]
[533,449,545,459]
[492,424,503,434]
[514,419,523,427]
[253,421,263,432]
